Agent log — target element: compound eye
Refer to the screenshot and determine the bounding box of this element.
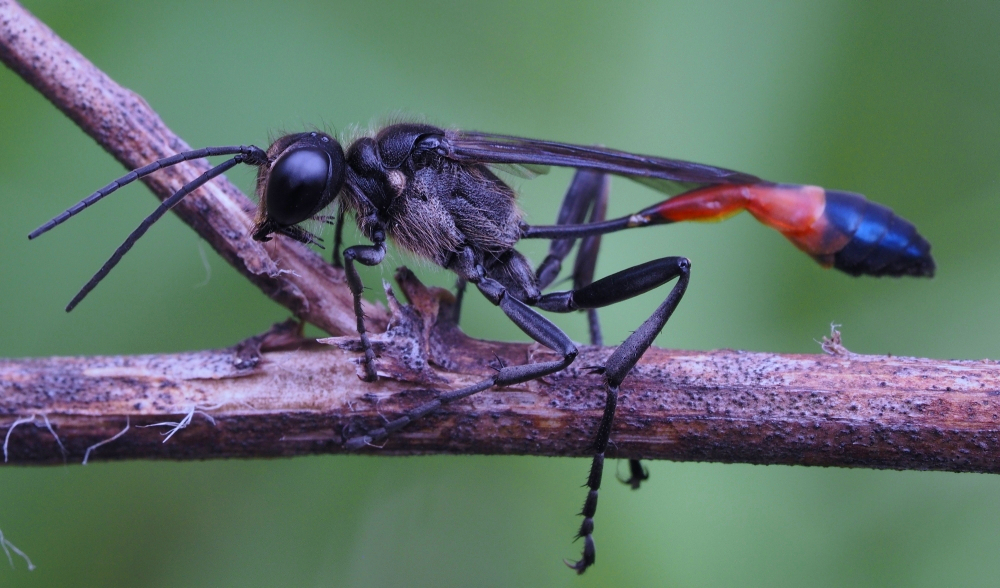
[265,147,332,226]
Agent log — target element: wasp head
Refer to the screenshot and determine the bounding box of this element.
[252,131,346,243]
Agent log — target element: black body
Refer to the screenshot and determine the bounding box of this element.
[30,122,935,574]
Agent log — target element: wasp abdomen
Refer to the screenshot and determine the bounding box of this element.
[822,190,934,278]
[633,183,934,278]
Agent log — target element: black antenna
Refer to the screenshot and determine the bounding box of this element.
[65,149,265,312]
[28,146,261,240]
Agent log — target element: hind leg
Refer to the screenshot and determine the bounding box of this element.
[537,256,691,573]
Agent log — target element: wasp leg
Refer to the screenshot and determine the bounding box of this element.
[452,277,467,325]
[619,458,649,490]
[533,168,610,344]
[558,177,652,490]
[535,170,608,290]
[572,175,610,347]
[343,274,578,449]
[331,204,346,269]
[536,256,691,574]
[342,233,386,382]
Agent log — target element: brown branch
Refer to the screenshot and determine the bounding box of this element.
[3,1,1000,473]
[2,274,1000,470]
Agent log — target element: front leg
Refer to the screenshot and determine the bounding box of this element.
[342,228,386,382]
[331,204,346,268]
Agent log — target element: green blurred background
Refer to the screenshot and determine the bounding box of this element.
[2,1,999,586]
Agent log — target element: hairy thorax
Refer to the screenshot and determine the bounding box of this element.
[395,161,522,265]
[343,133,524,268]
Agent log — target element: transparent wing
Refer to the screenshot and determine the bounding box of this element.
[488,162,551,180]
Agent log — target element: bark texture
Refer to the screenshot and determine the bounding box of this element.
[2,273,1000,470]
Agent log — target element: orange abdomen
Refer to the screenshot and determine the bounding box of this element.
[636,183,934,277]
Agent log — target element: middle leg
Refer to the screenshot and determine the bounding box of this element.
[535,169,609,291]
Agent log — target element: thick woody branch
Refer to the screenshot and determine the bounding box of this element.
[2,282,1000,469]
[3,1,1000,473]
[0,0,386,336]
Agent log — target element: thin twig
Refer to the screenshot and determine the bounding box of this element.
[0,0,386,337]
